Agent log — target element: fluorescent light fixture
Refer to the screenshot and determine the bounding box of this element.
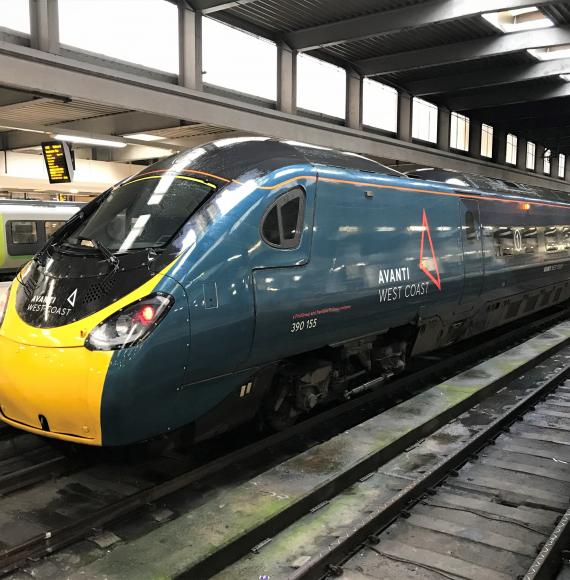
[0,125,46,134]
[123,133,165,142]
[482,7,554,33]
[529,45,570,61]
[53,134,127,148]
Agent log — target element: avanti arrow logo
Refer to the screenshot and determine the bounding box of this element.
[418,209,442,291]
[67,288,78,307]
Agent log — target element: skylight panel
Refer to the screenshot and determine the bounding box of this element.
[530,45,570,61]
[482,7,553,33]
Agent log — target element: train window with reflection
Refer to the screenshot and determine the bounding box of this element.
[521,227,539,254]
[45,221,66,239]
[262,207,280,245]
[493,226,539,257]
[561,227,570,250]
[10,221,38,244]
[545,227,562,253]
[465,211,476,240]
[261,188,305,249]
[493,226,515,256]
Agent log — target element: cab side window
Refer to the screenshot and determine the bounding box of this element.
[261,188,305,249]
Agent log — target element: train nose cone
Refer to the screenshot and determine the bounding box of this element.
[0,334,110,444]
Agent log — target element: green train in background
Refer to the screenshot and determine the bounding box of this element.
[0,200,83,281]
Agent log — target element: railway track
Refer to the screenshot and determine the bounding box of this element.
[3,315,570,579]
[280,361,570,580]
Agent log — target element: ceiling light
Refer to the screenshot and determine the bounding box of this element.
[0,125,46,134]
[482,7,554,33]
[561,74,570,82]
[123,133,165,142]
[53,134,127,148]
[529,45,570,61]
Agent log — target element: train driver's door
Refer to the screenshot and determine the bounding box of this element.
[460,198,484,306]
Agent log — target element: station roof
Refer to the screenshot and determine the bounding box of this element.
[1,0,570,198]
[211,0,570,154]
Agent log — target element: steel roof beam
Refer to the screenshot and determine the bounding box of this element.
[287,0,555,51]
[525,128,570,141]
[407,58,570,96]
[358,25,570,76]
[178,0,257,14]
[446,82,570,111]
[470,102,567,123]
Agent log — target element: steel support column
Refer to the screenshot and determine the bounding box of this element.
[537,144,547,174]
[495,128,507,165]
[517,136,527,171]
[398,92,412,143]
[29,0,59,54]
[346,69,362,131]
[550,153,560,179]
[277,42,296,114]
[178,2,203,91]
[438,106,450,152]
[469,119,482,159]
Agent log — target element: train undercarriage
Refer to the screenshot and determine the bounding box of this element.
[262,332,411,430]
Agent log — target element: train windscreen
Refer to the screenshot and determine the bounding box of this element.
[63,175,216,253]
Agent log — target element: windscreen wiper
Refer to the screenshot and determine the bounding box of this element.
[77,237,120,272]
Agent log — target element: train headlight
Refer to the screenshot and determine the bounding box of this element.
[0,285,10,329]
[85,293,174,351]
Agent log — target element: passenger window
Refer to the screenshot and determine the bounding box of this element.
[545,227,561,253]
[493,226,515,256]
[561,227,570,250]
[10,221,38,244]
[521,227,538,254]
[261,188,305,249]
[45,221,65,239]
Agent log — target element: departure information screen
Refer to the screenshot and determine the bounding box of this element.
[41,141,74,184]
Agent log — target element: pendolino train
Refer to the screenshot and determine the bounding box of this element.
[0,200,82,281]
[1,137,570,447]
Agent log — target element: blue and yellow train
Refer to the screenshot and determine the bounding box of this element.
[1,138,570,446]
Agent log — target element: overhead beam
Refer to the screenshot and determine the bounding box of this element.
[469,102,569,124]
[524,127,570,141]
[445,82,570,111]
[176,0,257,14]
[407,58,570,96]
[287,0,555,51]
[358,25,570,76]
[0,40,568,192]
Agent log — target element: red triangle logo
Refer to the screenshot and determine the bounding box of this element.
[419,209,442,291]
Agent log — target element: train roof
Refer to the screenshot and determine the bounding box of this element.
[406,168,570,204]
[141,137,403,185]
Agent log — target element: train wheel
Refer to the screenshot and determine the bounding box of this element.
[262,381,300,431]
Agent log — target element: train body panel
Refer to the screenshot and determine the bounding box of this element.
[2,140,570,446]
